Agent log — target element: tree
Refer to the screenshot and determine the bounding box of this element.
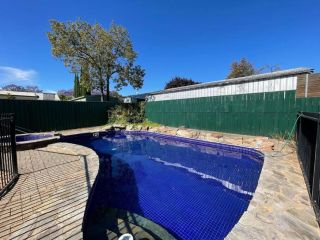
[2,84,25,91]
[47,19,145,101]
[80,64,91,96]
[58,94,72,101]
[73,74,80,97]
[1,84,43,92]
[164,77,199,90]
[227,58,257,79]
[58,89,73,96]
[58,89,73,101]
[259,64,281,73]
[24,86,43,93]
[110,90,123,101]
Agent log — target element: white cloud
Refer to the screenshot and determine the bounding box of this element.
[0,66,37,85]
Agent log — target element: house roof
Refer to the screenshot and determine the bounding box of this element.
[0,91,59,100]
[0,90,39,97]
[125,93,149,100]
[70,95,120,102]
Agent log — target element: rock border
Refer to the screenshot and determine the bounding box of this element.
[102,124,276,152]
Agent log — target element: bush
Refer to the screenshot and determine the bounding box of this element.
[164,77,199,90]
[108,102,145,124]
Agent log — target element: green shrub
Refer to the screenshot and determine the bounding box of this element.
[108,102,145,124]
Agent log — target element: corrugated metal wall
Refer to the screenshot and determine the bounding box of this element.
[0,99,114,132]
[149,76,297,101]
[146,90,320,136]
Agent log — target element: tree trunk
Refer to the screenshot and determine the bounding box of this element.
[100,84,104,102]
[106,78,110,101]
[98,68,104,102]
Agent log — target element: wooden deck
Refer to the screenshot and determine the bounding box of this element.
[0,143,99,239]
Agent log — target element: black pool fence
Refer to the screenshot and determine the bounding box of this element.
[296,112,320,223]
[0,113,18,198]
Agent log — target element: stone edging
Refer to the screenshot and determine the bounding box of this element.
[104,124,277,152]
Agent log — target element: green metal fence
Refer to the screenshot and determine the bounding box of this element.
[146,90,320,136]
[0,99,115,132]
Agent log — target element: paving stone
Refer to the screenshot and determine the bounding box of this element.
[176,129,199,138]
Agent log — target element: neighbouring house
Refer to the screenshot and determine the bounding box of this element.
[70,95,122,103]
[123,93,148,103]
[0,90,60,101]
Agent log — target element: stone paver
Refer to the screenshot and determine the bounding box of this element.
[56,126,106,136]
[226,149,320,239]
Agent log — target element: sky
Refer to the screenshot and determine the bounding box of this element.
[0,0,319,95]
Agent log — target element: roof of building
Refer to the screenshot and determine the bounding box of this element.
[0,90,39,97]
[70,95,120,102]
[0,91,60,101]
[124,93,149,100]
[146,67,313,95]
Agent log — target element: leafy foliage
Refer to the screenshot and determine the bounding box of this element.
[109,91,123,101]
[259,64,281,73]
[80,64,91,95]
[73,74,80,97]
[1,84,43,93]
[109,102,145,124]
[57,89,73,96]
[227,58,257,79]
[47,19,145,101]
[73,66,92,98]
[57,88,73,102]
[58,94,72,101]
[164,77,199,90]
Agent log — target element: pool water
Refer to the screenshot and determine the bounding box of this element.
[16,133,53,142]
[63,131,263,240]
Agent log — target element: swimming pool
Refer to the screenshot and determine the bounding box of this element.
[16,133,54,142]
[62,131,264,240]
[16,133,59,150]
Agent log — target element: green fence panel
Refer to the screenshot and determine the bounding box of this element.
[146,90,320,136]
[0,99,114,132]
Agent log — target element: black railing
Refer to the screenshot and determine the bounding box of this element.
[0,113,18,197]
[296,112,320,223]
